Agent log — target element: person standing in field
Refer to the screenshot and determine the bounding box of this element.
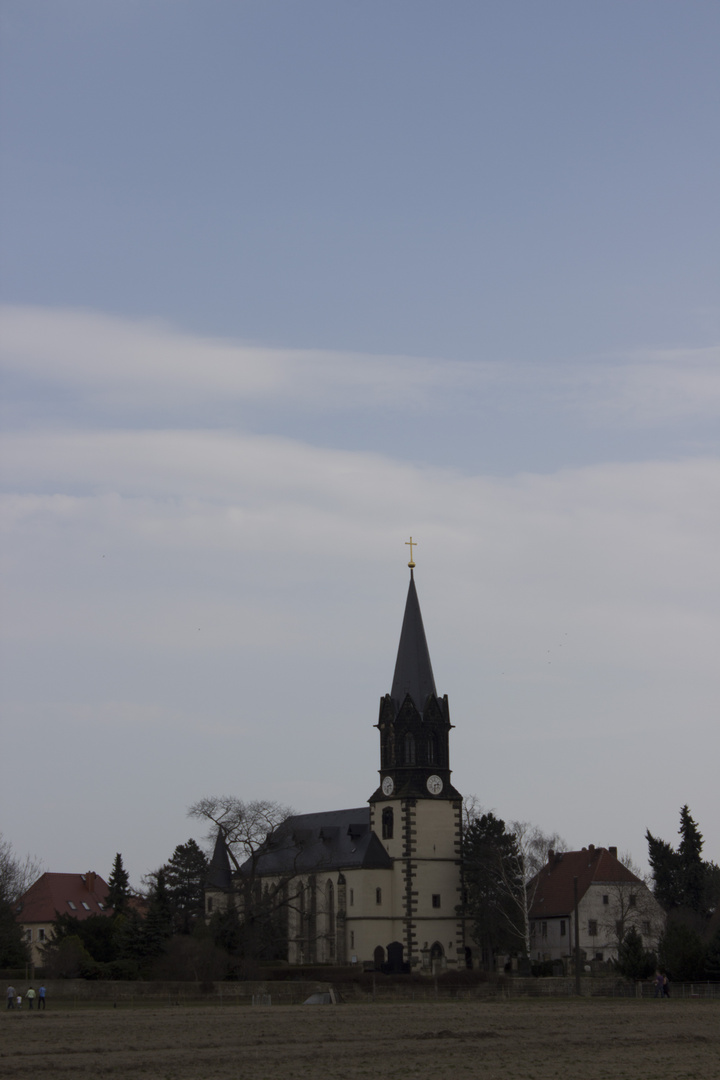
[38,985,46,1010]
[654,970,664,998]
[25,987,36,1010]
[6,986,15,1009]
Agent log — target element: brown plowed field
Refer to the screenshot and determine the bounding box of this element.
[2,999,718,1079]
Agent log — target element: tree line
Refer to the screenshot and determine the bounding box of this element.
[2,802,719,981]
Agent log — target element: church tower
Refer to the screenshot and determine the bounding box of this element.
[368,544,464,971]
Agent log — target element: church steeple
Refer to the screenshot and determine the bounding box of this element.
[371,555,460,803]
[390,570,437,716]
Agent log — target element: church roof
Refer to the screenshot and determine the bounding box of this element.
[390,570,437,713]
[243,808,392,877]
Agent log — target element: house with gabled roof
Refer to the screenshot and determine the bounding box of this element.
[206,556,466,972]
[14,871,112,966]
[528,845,665,969]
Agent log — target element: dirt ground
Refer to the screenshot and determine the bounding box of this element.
[2,999,718,1080]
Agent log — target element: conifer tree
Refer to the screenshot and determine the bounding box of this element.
[616,925,655,981]
[106,853,131,913]
[162,839,208,934]
[142,868,173,960]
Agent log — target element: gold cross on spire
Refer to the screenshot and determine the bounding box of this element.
[405,536,416,568]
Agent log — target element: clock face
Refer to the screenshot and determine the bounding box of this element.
[381,776,394,796]
[426,774,443,795]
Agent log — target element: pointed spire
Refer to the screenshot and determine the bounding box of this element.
[206,830,233,891]
[390,569,437,713]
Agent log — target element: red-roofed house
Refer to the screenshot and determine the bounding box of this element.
[528,845,665,969]
[15,872,112,966]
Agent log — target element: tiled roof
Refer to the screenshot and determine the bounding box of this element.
[15,872,112,923]
[243,808,393,877]
[528,847,642,918]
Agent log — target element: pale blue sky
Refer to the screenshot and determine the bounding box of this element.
[1,2,718,885]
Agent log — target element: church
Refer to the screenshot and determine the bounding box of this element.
[205,547,467,973]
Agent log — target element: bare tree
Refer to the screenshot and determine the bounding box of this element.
[509,821,567,956]
[188,796,294,872]
[462,794,485,832]
[188,796,304,967]
[599,852,664,956]
[0,833,43,905]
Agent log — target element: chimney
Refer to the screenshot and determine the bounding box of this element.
[609,846,617,858]
[589,844,595,851]
[86,871,96,893]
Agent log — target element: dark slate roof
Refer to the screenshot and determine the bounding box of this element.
[528,847,643,919]
[390,570,437,714]
[206,831,233,891]
[15,872,112,923]
[243,808,392,877]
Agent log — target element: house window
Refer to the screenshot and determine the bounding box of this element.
[207,897,213,913]
[81,902,90,910]
[602,895,609,905]
[67,901,77,910]
[382,807,394,840]
[588,920,598,936]
[560,920,566,937]
[629,894,637,908]
[541,921,547,939]
[595,951,604,961]
[38,928,46,941]
[97,902,105,910]
[376,887,382,905]
[432,894,441,909]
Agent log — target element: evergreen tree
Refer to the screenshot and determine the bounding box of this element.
[616,925,656,981]
[658,919,706,981]
[704,927,720,981]
[162,839,208,934]
[0,897,30,967]
[645,830,680,910]
[463,812,525,966]
[677,806,705,912]
[106,853,131,913]
[646,807,718,919]
[142,869,173,961]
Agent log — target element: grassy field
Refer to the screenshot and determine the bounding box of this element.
[2,998,718,1079]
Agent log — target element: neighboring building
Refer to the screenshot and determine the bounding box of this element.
[14,871,112,966]
[206,562,466,972]
[528,846,665,969]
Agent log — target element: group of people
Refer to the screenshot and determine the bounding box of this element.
[6,985,46,1010]
[653,970,670,998]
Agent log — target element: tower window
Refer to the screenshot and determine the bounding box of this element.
[350,889,354,906]
[404,733,416,765]
[376,887,382,905]
[428,733,439,764]
[432,894,441,908]
[382,807,394,839]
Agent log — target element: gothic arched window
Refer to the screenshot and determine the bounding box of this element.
[404,732,416,765]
